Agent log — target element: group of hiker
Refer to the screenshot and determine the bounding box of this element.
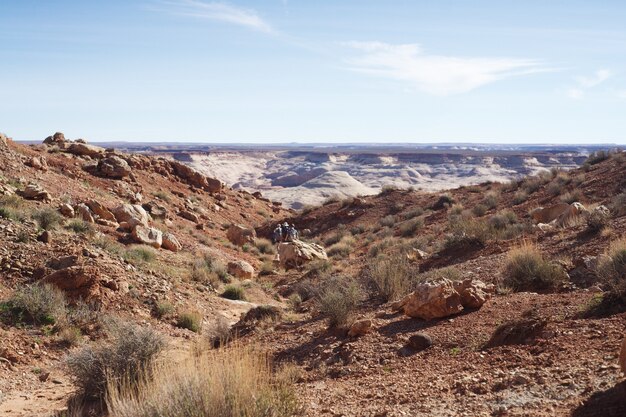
[273,222,299,243]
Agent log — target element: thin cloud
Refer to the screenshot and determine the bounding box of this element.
[341,41,546,96]
[154,0,274,33]
[567,69,612,99]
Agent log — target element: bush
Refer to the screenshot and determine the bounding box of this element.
[403,207,424,220]
[419,266,462,283]
[379,215,396,228]
[611,192,626,216]
[221,284,246,300]
[482,192,499,210]
[560,190,583,204]
[399,218,423,237]
[327,242,351,259]
[66,219,94,234]
[368,253,417,301]
[3,283,67,325]
[176,310,203,333]
[65,320,165,400]
[316,277,363,328]
[304,259,332,278]
[597,238,626,295]
[521,173,551,194]
[432,194,455,210]
[323,230,346,246]
[513,190,528,205]
[255,238,275,255]
[471,204,488,217]
[444,217,490,249]
[380,184,399,194]
[368,238,393,257]
[155,301,174,318]
[501,244,566,292]
[585,150,609,165]
[32,208,63,231]
[587,209,610,232]
[107,343,301,417]
[59,326,83,346]
[124,246,156,265]
[0,195,26,221]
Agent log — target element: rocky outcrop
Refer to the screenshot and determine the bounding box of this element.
[96,155,132,179]
[26,156,48,171]
[131,225,163,248]
[277,240,328,269]
[112,204,150,228]
[226,224,256,246]
[178,210,200,223]
[143,201,167,219]
[86,200,116,222]
[227,260,254,279]
[76,203,95,223]
[396,278,492,320]
[532,203,590,227]
[20,183,51,202]
[67,143,105,158]
[59,204,75,217]
[169,160,224,193]
[42,265,101,301]
[43,132,66,147]
[162,232,182,252]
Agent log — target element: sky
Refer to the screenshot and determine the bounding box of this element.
[1,0,625,144]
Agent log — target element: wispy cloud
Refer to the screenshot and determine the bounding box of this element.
[341,42,546,96]
[567,69,612,99]
[154,0,274,33]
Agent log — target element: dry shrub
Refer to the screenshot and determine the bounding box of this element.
[327,235,355,259]
[560,190,583,204]
[32,208,63,231]
[222,284,246,301]
[379,215,396,228]
[585,150,609,165]
[107,343,301,417]
[316,276,363,328]
[177,310,203,333]
[3,283,67,325]
[399,218,423,237]
[611,191,626,216]
[513,190,528,205]
[444,217,490,249]
[587,209,610,232]
[481,191,499,210]
[432,193,455,210]
[255,238,275,255]
[368,253,417,302]
[65,320,165,400]
[501,244,566,292]
[419,266,462,283]
[368,237,394,257]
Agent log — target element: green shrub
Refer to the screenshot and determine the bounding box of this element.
[316,277,363,328]
[65,320,165,400]
[221,285,246,300]
[176,310,203,333]
[399,218,423,237]
[501,244,566,292]
[368,253,417,301]
[124,246,157,265]
[66,219,94,234]
[32,208,63,231]
[254,238,275,255]
[3,283,67,325]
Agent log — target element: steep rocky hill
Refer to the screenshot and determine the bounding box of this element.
[0,131,625,417]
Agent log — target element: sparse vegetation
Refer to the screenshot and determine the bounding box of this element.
[587,208,610,232]
[66,219,94,234]
[255,238,275,255]
[107,343,301,417]
[512,190,528,205]
[176,310,203,333]
[1,283,67,325]
[32,208,63,230]
[501,244,566,292]
[317,276,363,328]
[560,190,583,204]
[432,193,455,210]
[124,245,157,266]
[420,266,462,283]
[0,195,26,221]
[593,238,626,312]
[368,253,417,301]
[379,215,396,228]
[481,191,499,210]
[222,284,246,300]
[585,150,610,165]
[327,235,355,259]
[611,191,626,216]
[65,319,165,400]
[399,218,423,237]
[155,301,174,318]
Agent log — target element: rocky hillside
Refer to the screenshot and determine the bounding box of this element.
[0,131,625,417]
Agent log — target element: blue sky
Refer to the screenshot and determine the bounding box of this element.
[1,0,625,143]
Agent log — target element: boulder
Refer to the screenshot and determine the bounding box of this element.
[37,230,51,244]
[20,183,52,202]
[348,319,372,337]
[227,260,255,279]
[67,142,105,158]
[397,278,491,320]
[131,225,162,248]
[619,336,626,375]
[452,279,494,309]
[59,204,75,217]
[178,210,200,223]
[86,200,116,222]
[42,265,101,300]
[555,202,589,227]
[96,155,132,179]
[142,201,167,219]
[26,156,48,171]
[76,203,95,223]
[162,232,182,252]
[112,204,150,228]
[169,161,224,193]
[407,333,433,351]
[43,132,66,147]
[226,224,256,246]
[277,240,328,269]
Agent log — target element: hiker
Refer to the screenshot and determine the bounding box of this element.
[288,223,299,241]
[273,224,283,244]
[281,222,290,241]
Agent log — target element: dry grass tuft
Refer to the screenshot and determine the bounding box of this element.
[501,243,566,292]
